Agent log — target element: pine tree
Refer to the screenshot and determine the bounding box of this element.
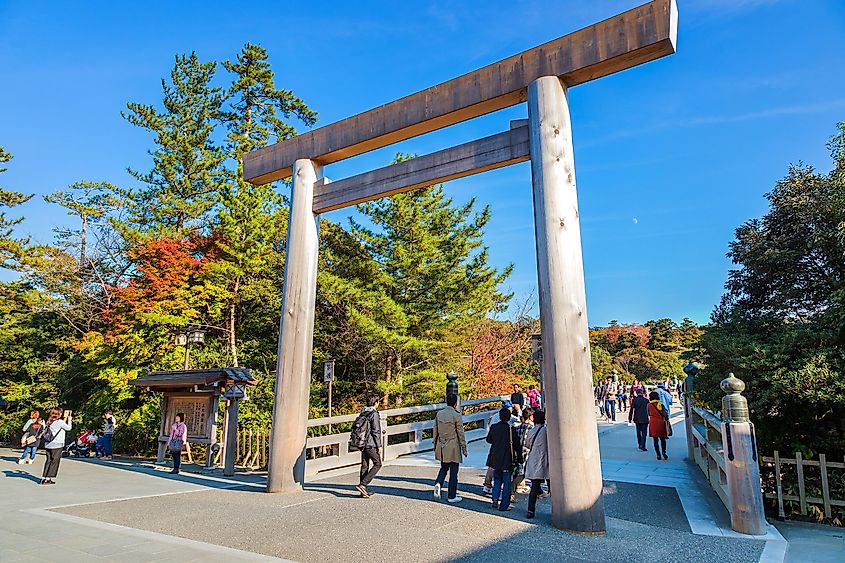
[121,53,226,238]
[348,165,513,404]
[0,147,33,271]
[44,181,119,270]
[209,43,317,366]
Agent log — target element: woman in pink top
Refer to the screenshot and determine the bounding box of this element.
[168,413,188,474]
[526,385,541,409]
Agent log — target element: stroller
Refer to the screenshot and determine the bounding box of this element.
[64,429,97,457]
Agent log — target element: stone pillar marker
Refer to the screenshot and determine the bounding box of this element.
[267,158,322,493]
[528,75,606,534]
[721,373,767,535]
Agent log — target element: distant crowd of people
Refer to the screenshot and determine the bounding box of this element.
[595,377,677,459]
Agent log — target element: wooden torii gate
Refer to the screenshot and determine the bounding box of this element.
[244,0,678,534]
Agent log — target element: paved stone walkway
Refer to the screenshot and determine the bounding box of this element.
[0,405,838,562]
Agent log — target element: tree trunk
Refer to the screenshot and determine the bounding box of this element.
[228,277,241,367]
[395,353,403,407]
[383,350,393,407]
[80,213,87,272]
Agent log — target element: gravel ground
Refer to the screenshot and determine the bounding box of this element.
[54,466,764,563]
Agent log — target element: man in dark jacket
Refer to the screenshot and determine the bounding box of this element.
[510,384,525,410]
[628,389,650,451]
[356,393,384,498]
[486,407,522,511]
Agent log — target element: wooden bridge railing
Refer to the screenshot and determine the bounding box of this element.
[232,395,506,474]
[761,451,845,521]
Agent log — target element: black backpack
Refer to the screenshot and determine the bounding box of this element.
[348,411,372,451]
[40,422,56,445]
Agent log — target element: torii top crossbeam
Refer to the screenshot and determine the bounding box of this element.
[243,0,677,185]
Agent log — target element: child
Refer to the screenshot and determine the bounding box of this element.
[18,411,42,464]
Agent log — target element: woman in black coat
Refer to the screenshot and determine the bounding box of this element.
[486,407,522,512]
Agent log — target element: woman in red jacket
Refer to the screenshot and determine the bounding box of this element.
[648,391,669,460]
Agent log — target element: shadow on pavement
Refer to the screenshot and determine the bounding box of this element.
[58,454,267,492]
[3,469,42,483]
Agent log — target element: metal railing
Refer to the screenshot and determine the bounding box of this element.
[232,395,506,475]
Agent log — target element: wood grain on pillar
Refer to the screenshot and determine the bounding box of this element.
[528,75,605,533]
[267,159,322,493]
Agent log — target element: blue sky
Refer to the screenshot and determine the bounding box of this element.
[1,0,843,326]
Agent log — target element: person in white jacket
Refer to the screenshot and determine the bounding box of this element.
[41,407,72,485]
[524,409,549,519]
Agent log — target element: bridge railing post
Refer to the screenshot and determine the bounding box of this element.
[720,373,767,535]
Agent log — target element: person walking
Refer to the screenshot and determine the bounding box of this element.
[603,377,617,422]
[656,382,673,417]
[41,407,72,485]
[526,385,541,409]
[618,381,628,413]
[483,400,517,493]
[432,393,468,503]
[513,408,534,494]
[628,389,650,451]
[101,410,117,460]
[524,410,549,519]
[168,412,188,474]
[352,393,383,498]
[18,410,42,465]
[486,407,522,512]
[648,391,670,460]
[510,384,526,411]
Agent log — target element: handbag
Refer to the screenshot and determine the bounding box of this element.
[168,422,185,451]
[664,417,673,437]
[23,435,37,446]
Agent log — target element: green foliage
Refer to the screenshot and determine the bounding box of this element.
[337,170,513,406]
[590,319,702,383]
[0,147,33,271]
[121,52,226,238]
[699,122,845,458]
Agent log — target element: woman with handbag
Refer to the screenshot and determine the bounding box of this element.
[648,391,670,461]
[18,410,42,464]
[168,413,188,474]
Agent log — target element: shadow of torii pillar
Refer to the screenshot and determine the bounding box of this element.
[529,76,606,533]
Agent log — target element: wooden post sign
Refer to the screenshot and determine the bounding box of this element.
[249,0,678,535]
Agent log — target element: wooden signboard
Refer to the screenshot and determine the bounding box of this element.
[161,393,215,443]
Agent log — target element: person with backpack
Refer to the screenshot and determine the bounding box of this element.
[351,392,383,498]
[18,410,42,464]
[486,407,522,512]
[432,393,468,503]
[41,407,72,485]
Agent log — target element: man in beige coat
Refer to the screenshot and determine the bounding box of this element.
[432,393,468,503]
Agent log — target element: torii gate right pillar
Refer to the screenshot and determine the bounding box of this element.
[529,76,606,533]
